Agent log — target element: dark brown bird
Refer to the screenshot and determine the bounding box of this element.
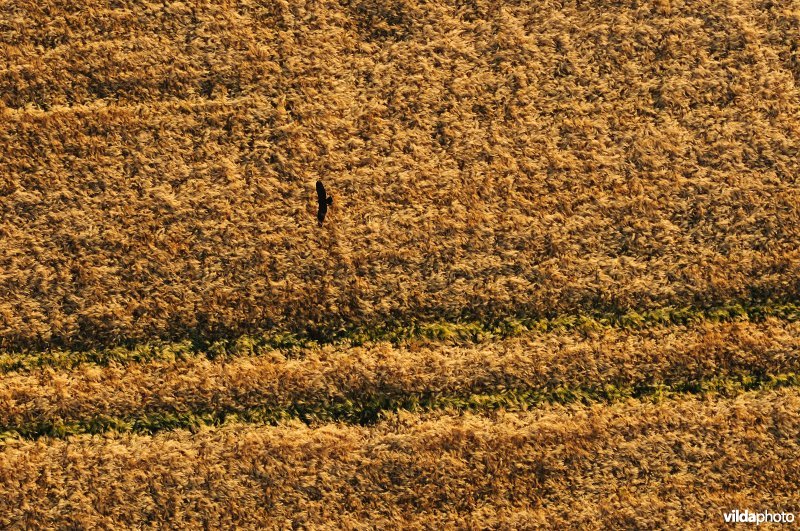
[316,180,333,226]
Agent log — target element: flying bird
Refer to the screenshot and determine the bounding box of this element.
[316,180,333,226]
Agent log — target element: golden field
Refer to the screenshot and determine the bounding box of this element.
[1,389,798,528]
[1,0,800,527]
[1,0,799,348]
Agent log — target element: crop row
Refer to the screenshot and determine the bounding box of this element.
[1,317,798,439]
[2,300,798,369]
[1,388,797,528]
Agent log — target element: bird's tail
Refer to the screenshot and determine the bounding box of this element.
[327,196,333,205]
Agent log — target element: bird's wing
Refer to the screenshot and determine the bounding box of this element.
[316,181,326,203]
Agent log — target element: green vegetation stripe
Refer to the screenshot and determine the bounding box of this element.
[2,372,797,441]
[1,301,799,373]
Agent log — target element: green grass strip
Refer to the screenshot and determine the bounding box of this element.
[1,300,799,373]
[1,372,797,441]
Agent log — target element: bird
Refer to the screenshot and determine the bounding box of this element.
[316,180,333,226]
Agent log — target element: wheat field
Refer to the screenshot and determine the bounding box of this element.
[2,0,799,349]
[1,0,799,527]
[1,389,798,528]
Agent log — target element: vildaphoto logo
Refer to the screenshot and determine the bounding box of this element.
[723,509,795,525]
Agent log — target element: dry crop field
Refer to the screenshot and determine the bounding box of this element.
[0,0,799,527]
